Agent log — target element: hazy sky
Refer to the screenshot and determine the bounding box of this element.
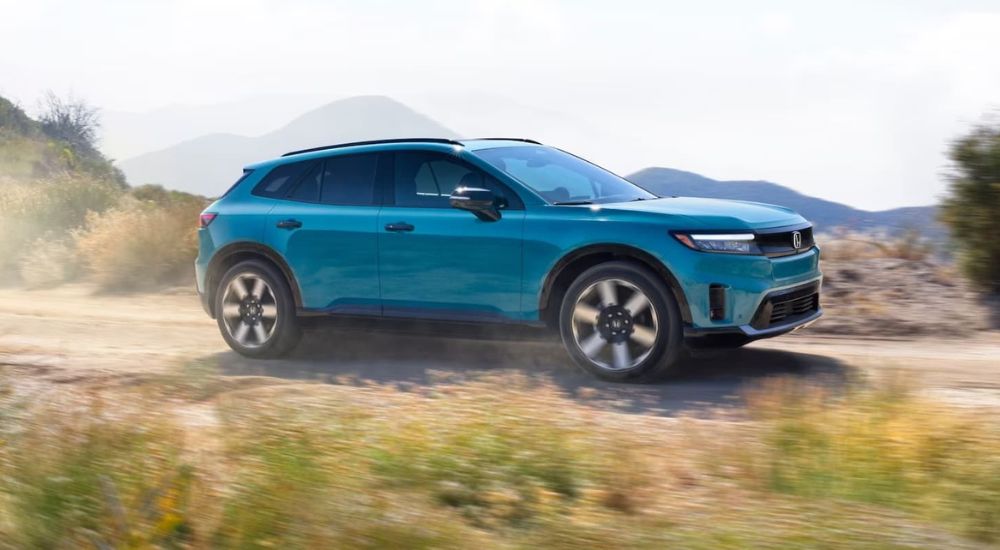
[2,0,999,209]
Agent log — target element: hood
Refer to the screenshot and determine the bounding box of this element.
[596,196,806,230]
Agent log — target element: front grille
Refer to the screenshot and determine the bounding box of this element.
[750,281,820,330]
[769,292,818,324]
[756,225,814,257]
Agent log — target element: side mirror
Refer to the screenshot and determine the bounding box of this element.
[449,187,501,221]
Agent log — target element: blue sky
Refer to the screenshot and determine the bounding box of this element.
[2,0,998,209]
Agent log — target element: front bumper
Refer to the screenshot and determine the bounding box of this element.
[684,308,822,340]
[684,279,822,343]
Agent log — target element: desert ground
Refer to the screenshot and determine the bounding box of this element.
[2,284,997,416]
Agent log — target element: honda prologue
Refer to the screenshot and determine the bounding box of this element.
[196,138,821,382]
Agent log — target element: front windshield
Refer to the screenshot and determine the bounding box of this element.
[475,146,657,205]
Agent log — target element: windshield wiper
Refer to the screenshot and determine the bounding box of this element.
[552,200,594,205]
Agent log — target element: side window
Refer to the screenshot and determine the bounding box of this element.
[252,161,314,198]
[286,161,321,202]
[394,151,517,208]
[321,153,378,206]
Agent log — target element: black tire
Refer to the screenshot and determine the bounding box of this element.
[558,261,684,382]
[215,259,301,358]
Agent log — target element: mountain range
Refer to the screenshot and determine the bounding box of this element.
[627,168,939,236]
[115,95,938,235]
[117,96,455,195]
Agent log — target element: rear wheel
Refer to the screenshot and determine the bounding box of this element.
[215,260,301,358]
[559,261,683,382]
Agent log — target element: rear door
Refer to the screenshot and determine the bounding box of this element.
[377,150,526,322]
[264,153,384,313]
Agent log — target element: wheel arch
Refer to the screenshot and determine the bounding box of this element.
[205,242,302,318]
[538,244,692,328]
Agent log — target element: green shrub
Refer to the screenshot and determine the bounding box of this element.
[941,120,1000,293]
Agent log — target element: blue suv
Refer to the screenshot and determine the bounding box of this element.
[197,138,821,382]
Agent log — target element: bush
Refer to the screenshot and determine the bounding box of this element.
[0,176,122,278]
[38,92,100,158]
[0,178,208,289]
[941,119,1000,293]
[75,194,205,290]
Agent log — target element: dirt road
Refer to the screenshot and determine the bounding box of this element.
[1,284,998,415]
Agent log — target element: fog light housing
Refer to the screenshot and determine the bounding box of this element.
[709,284,727,321]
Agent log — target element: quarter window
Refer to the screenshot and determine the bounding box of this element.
[252,161,315,198]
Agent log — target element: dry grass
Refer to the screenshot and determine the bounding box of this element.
[0,175,121,278]
[1,366,997,548]
[0,179,205,290]
[819,229,934,262]
[74,195,204,290]
[738,378,1000,541]
[0,384,195,548]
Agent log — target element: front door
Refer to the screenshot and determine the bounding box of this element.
[377,150,525,322]
[265,153,383,314]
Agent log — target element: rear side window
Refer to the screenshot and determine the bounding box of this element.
[252,160,316,198]
[321,153,378,205]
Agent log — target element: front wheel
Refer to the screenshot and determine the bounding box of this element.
[215,260,301,358]
[558,261,684,382]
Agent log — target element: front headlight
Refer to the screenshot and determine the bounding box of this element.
[673,233,760,254]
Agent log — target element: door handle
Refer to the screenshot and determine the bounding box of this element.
[384,222,415,232]
[276,219,302,230]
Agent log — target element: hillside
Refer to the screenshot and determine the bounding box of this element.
[0,96,124,185]
[118,96,457,196]
[628,167,941,236]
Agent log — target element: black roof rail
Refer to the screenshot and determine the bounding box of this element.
[464,137,542,144]
[281,137,463,157]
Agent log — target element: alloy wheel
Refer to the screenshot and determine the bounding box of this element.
[570,278,659,371]
[221,273,278,348]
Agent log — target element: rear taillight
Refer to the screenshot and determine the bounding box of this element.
[199,212,217,228]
